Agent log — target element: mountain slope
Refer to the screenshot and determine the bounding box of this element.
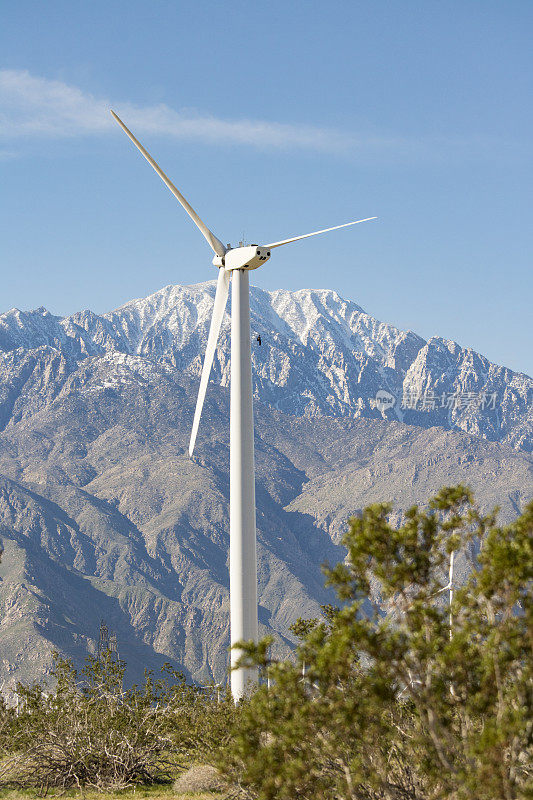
[0,351,531,690]
[0,283,531,690]
[1,282,531,451]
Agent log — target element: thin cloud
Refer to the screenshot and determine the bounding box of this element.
[0,70,515,162]
[0,69,365,152]
[0,69,402,155]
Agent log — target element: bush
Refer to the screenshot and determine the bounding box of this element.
[0,694,17,756]
[0,653,187,792]
[164,680,239,764]
[222,487,533,800]
[0,649,240,793]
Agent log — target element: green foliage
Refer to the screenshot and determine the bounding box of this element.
[163,679,239,763]
[0,652,175,791]
[222,486,533,800]
[0,652,234,793]
[1,486,530,798]
[0,695,16,757]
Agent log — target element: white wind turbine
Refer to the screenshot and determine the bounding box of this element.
[111,110,376,700]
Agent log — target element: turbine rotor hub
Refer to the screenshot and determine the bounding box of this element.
[212,245,271,271]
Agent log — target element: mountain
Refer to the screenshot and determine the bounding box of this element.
[1,283,531,450]
[0,283,531,691]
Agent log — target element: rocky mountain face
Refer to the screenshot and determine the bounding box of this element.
[0,283,531,691]
[1,282,531,451]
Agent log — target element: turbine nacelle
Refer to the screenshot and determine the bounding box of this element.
[213,245,271,271]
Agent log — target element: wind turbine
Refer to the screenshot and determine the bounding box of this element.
[110,110,376,700]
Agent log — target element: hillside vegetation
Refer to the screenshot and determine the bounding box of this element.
[0,487,531,800]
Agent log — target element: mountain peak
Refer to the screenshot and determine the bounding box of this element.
[0,282,531,452]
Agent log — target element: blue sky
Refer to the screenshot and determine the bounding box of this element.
[1,0,532,375]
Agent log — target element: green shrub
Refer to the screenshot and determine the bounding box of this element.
[222,487,533,800]
[0,653,185,792]
[0,649,239,793]
[0,694,17,757]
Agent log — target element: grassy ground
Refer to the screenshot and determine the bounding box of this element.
[0,788,224,800]
[0,751,229,799]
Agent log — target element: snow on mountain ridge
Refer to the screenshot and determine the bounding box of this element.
[0,282,531,452]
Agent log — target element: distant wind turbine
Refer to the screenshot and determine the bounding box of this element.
[110,109,376,700]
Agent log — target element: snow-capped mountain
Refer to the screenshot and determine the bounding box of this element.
[1,282,531,451]
[0,282,532,690]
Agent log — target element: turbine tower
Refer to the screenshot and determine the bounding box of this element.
[111,110,376,700]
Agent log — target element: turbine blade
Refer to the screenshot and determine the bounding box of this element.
[189,269,231,456]
[265,217,377,249]
[110,110,227,257]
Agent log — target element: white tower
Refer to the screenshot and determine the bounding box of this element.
[230,269,258,695]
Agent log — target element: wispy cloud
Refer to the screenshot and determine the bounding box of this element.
[0,69,516,162]
[0,69,401,155]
